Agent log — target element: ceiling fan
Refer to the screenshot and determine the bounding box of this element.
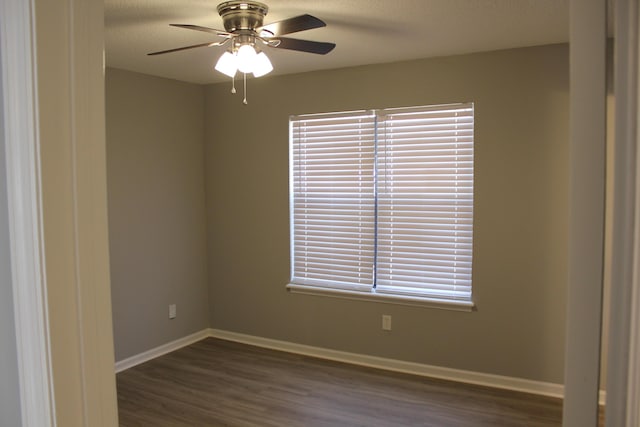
[148,1,335,103]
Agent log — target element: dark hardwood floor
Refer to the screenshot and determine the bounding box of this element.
[117,338,570,426]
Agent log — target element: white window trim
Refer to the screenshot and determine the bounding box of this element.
[286,282,475,312]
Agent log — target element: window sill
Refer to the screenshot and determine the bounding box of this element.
[286,283,475,312]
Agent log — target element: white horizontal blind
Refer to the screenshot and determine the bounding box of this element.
[375,104,474,302]
[290,112,376,291]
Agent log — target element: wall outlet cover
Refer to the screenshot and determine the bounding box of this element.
[382,314,392,331]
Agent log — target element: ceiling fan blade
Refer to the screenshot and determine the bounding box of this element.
[271,37,335,55]
[257,14,326,37]
[147,41,221,56]
[169,24,230,37]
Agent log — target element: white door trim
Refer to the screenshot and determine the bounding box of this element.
[563,0,607,425]
[0,0,56,425]
[606,0,640,425]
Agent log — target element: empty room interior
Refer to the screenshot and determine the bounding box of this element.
[99,0,609,425]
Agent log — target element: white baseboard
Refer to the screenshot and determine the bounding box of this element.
[115,329,209,373]
[208,328,607,405]
[115,327,606,406]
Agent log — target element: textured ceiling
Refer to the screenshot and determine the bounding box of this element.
[105,0,569,84]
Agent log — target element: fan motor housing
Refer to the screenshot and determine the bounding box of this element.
[217,1,268,32]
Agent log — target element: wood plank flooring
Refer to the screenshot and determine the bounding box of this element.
[117,338,573,426]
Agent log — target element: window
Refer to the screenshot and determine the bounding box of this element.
[288,103,474,310]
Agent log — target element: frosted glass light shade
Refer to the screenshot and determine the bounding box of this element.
[236,44,257,73]
[252,52,273,77]
[215,51,238,77]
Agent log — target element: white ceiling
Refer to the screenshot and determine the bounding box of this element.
[105,0,569,85]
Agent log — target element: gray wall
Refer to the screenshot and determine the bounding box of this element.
[106,68,209,361]
[0,54,23,426]
[204,44,570,384]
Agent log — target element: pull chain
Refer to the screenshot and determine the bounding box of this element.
[243,72,248,105]
[231,74,236,94]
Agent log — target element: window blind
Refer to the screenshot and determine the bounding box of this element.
[289,103,474,306]
[290,111,377,292]
[375,104,474,301]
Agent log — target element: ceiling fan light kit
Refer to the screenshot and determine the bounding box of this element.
[148,0,335,105]
[251,52,273,77]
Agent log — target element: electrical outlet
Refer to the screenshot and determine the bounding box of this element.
[382,314,392,331]
[169,304,176,319]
